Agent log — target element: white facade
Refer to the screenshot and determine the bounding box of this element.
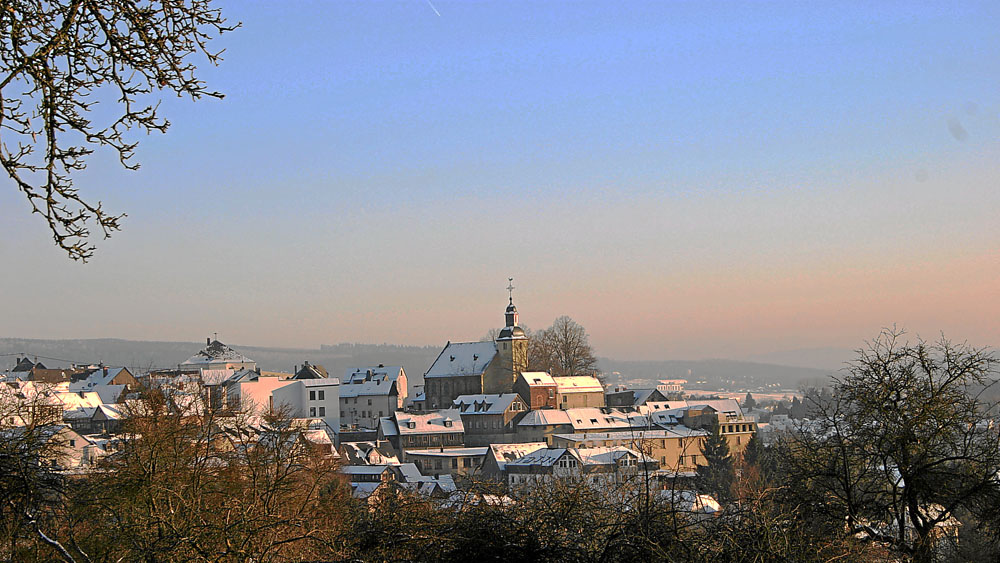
[340,366,406,430]
[271,379,340,430]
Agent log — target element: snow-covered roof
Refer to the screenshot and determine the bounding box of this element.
[68,367,131,392]
[404,447,488,457]
[553,427,708,443]
[517,409,572,427]
[424,341,496,379]
[575,446,652,466]
[520,372,555,386]
[199,369,237,386]
[378,416,398,437]
[452,393,525,415]
[394,409,464,435]
[505,447,574,468]
[565,407,632,432]
[344,365,404,384]
[339,366,402,398]
[181,340,254,366]
[553,375,604,394]
[487,442,548,469]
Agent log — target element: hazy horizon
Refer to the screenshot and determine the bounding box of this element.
[3,1,998,360]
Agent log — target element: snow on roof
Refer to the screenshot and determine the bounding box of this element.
[55,390,104,410]
[339,366,401,398]
[344,365,404,384]
[68,367,130,392]
[657,490,722,514]
[394,409,464,435]
[94,404,123,420]
[553,428,708,442]
[341,465,393,475]
[565,407,632,431]
[505,447,570,468]
[424,341,496,379]
[199,369,236,386]
[553,375,604,393]
[520,371,555,386]
[92,384,126,404]
[487,442,548,469]
[298,378,340,387]
[452,393,524,415]
[378,416,398,437]
[575,446,652,466]
[517,409,572,427]
[350,482,382,498]
[181,340,254,366]
[404,447,489,457]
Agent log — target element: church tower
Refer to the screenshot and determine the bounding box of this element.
[489,278,528,393]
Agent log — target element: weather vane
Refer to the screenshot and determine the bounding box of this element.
[507,277,515,303]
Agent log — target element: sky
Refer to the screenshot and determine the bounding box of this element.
[2,1,999,361]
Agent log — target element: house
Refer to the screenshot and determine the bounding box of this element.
[515,408,573,445]
[378,410,464,459]
[340,365,407,430]
[657,379,687,395]
[292,361,328,380]
[554,376,605,408]
[605,388,668,409]
[339,441,399,466]
[271,378,340,430]
[181,338,257,372]
[513,372,558,410]
[452,393,528,446]
[423,293,529,409]
[1,425,87,470]
[504,446,658,487]
[68,366,138,392]
[480,442,548,480]
[551,427,709,472]
[403,447,489,477]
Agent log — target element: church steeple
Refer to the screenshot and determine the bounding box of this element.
[504,277,518,328]
[498,278,526,342]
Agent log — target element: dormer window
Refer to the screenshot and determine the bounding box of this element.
[407,421,416,429]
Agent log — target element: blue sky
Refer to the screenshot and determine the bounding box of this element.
[3,1,999,360]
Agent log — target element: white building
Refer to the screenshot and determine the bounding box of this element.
[271,378,340,431]
[340,365,407,430]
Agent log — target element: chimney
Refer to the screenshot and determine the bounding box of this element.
[103,366,109,377]
[207,337,211,346]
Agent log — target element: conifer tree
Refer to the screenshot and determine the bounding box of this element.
[697,420,735,503]
[743,392,756,410]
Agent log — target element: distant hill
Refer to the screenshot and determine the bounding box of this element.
[740,347,856,372]
[2,337,835,396]
[598,357,834,391]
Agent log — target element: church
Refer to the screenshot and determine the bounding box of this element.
[423,285,528,409]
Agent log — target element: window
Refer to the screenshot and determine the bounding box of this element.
[435,460,442,470]
[367,398,372,406]
[451,458,458,469]
[309,407,316,417]
[463,458,472,468]
[309,391,316,400]
[319,407,326,416]
[318,390,325,400]
[69,440,76,447]
[379,410,383,417]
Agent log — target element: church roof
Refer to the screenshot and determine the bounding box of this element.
[497,325,526,340]
[424,341,497,379]
[182,340,254,366]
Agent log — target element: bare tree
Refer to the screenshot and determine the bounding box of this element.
[786,329,1000,562]
[528,316,599,376]
[1,1,237,260]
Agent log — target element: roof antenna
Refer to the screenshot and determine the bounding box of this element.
[507,277,515,304]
